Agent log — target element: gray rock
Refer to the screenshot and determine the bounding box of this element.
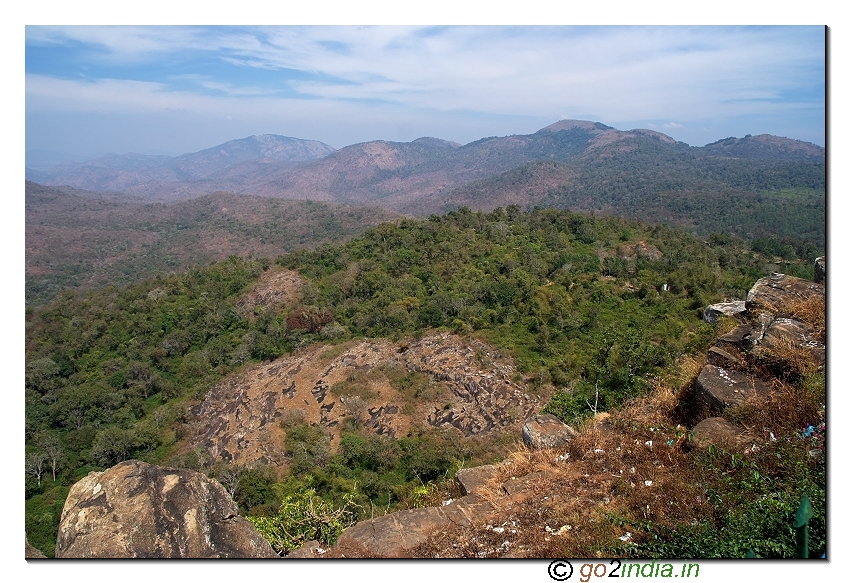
[695,365,771,414]
[715,325,756,350]
[522,414,577,449]
[706,346,741,367]
[746,273,825,312]
[55,460,278,558]
[814,256,825,284]
[753,317,825,365]
[333,496,493,557]
[703,300,746,325]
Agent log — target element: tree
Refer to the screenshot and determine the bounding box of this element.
[39,432,63,482]
[25,451,46,487]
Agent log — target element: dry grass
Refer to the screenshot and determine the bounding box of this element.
[757,336,823,381]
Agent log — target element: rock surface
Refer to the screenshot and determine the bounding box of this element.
[752,317,826,365]
[26,536,46,559]
[522,414,577,449]
[715,325,756,350]
[691,417,749,450]
[695,365,771,414]
[285,540,326,558]
[332,497,493,557]
[55,460,278,558]
[455,465,499,496]
[814,256,825,284]
[746,273,825,312]
[188,332,542,468]
[706,346,741,367]
[703,300,746,325]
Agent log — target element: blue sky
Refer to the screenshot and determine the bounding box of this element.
[25,24,825,162]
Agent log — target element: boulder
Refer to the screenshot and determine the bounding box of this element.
[814,256,825,284]
[522,414,577,449]
[691,417,749,450]
[753,317,825,365]
[695,365,771,414]
[333,497,492,557]
[746,273,825,312]
[55,460,278,558]
[715,325,756,350]
[706,346,741,367]
[25,536,46,559]
[455,464,499,496]
[285,540,326,558]
[703,301,746,325]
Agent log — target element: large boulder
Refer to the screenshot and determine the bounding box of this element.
[695,365,772,414]
[522,414,577,449]
[746,273,825,312]
[703,300,746,325]
[55,460,278,558]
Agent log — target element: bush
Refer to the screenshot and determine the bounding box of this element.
[248,489,358,555]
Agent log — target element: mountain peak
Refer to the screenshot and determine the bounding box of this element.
[536,120,614,133]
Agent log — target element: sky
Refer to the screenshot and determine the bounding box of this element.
[25,24,826,163]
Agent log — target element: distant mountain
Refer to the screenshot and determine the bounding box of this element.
[25,135,336,195]
[26,121,824,245]
[701,134,825,160]
[25,181,399,307]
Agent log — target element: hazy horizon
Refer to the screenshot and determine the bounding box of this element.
[26,25,825,165]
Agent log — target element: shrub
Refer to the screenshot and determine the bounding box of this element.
[248,489,358,555]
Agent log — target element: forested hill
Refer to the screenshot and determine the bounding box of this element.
[25,181,401,307]
[26,123,824,247]
[25,206,822,556]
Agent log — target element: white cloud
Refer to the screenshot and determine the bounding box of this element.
[24,25,825,149]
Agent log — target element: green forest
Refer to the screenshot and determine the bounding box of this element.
[24,206,822,556]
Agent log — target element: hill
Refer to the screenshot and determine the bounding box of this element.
[26,121,824,248]
[25,134,335,197]
[25,181,401,307]
[25,207,824,557]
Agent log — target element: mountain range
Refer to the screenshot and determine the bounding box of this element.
[26,120,825,249]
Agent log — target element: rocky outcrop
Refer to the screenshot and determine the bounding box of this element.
[332,497,494,557]
[285,540,326,558]
[752,317,825,365]
[715,324,757,350]
[746,273,825,312]
[522,414,577,449]
[703,300,746,324]
[188,333,542,468]
[695,365,771,414]
[55,460,278,558]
